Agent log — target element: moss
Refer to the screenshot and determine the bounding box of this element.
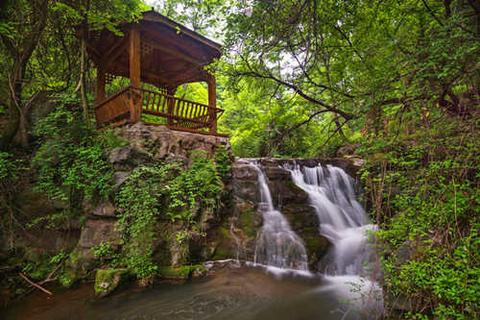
[239,209,257,238]
[157,265,206,280]
[210,226,235,260]
[211,246,231,260]
[94,268,129,297]
[218,226,230,238]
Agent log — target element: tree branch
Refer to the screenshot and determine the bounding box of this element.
[233,57,355,120]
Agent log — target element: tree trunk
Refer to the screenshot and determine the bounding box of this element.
[10,65,29,148]
[79,31,89,120]
[16,110,29,149]
[0,103,20,150]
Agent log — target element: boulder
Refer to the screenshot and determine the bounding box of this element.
[94,268,129,297]
[112,171,130,190]
[115,123,231,160]
[108,146,152,170]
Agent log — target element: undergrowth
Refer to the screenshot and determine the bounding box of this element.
[359,116,480,319]
[115,150,223,279]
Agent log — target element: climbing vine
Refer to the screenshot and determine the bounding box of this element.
[115,151,223,279]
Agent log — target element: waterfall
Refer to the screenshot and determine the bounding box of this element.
[288,163,383,315]
[288,164,377,276]
[250,163,309,271]
[236,160,382,315]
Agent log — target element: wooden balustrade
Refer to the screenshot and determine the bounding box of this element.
[94,87,132,126]
[94,86,224,134]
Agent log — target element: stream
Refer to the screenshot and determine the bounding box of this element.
[2,161,383,320]
[2,265,380,320]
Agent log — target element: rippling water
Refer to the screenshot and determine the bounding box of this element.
[1,266,381,320]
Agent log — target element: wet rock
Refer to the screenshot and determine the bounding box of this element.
[230,159,332,269]
[250,157,363,177]
[232,162,258,180]
[94,268,129,297]
[264,166,290,180]
[208,224,239,261]
[203,259,241,275]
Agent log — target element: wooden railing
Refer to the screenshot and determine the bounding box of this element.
[94,87,133,126]
[94,86,224,134]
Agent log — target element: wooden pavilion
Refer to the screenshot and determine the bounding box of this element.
[85,10,223,135]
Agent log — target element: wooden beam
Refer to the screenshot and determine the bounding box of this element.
[166,87,177,127]
[207,74,217,134]
[142,33,205,66]
[85,42,102,63]
[137,68,204,89]
[129,27,141,123]
[101,34,129,70]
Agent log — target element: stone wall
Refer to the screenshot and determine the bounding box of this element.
[70,124,232,276]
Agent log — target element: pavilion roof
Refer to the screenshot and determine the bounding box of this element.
[85,10,222,89]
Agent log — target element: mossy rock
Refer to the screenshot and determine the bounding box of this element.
[303,234,330,271]
[210,226,236,260]
[157,265,207,280]
[238,209,258,238]
[94,268,129,298]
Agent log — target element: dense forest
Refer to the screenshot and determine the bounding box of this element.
[0,0,479,319]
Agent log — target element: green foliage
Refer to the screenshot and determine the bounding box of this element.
[115,151,222,279]
[22,251,68,281]
[26,211,75,230]
[214,146,232,182]
[92,242,115,259]
[92,241,120,268]
[359,116,480,318]
[33,107,115,206]
[52,0,146,34]
[168,150,222,220]
[0,152,20,183]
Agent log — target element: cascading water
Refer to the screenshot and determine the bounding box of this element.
[250,163,309,271]
[288,164,377,276]
[288,163,383,315]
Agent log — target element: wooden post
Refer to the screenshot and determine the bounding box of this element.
[95,68,106,105]
[129,27,141,123]
[166,87,177,127]
[207,75,217,134]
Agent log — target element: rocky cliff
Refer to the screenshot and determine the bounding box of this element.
[64,123,363,290]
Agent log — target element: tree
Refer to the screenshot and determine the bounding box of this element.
[0,0,145,150]
[0,0,49,149]
[218,0,480,155]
